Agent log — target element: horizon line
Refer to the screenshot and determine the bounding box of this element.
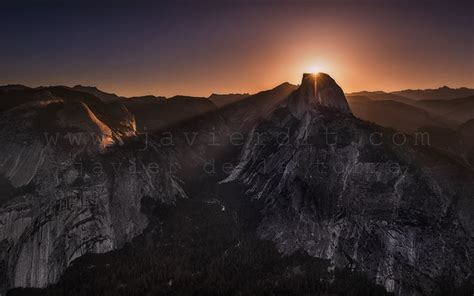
[1,81,474,99]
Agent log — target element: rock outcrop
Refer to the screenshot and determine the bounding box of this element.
[0,92,185,291]
[288,73,351,118]
[223,74,474,295]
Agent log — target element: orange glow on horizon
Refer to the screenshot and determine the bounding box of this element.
[304,63,330,75]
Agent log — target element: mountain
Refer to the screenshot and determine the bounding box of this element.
[345,95,372,103]
[123,95,217,132]
[0,86,183,291]
[208,93,250,107]
[405,95,474,124]
[347,91,415,105]
[0,85,103,112]
[345,92,474,165]
[347,90,474,126]
[460,119,474,165]
[461,118,474,135]
[349,86,474,103]
[217,82,297,129]
[0,80,295,289]
[0,81,299,294]
[0,85,31,92]
[294,73,351,114]
[72,85,123,103]
[222,73,474,295]
[416,118,474,168]
[347,97,448,133]
[124,95,166,103]
[0,78,473,296]
[393,86,474,100]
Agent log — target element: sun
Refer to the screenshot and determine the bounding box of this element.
[305,64,324,74]
[300,58,332,75]
[292,58,335,84]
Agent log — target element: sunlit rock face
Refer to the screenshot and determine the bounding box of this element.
[288,73,352,118]
[224,74,474,295]
[57,102,115,151]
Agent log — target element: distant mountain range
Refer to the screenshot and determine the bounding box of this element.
[347,88,474,126]
[344,88,474,168]
[349,86,474,101]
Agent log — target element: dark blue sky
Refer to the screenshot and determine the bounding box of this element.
[1,0,473,97]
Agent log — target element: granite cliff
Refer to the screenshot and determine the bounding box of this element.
[0,89,185,291]
[223,73,474,295]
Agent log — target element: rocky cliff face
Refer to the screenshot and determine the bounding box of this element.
[0,93,185,291]
[288,73,351,118]
[0,148,184,289]
[1,79,472,295]
[223,74,474,295]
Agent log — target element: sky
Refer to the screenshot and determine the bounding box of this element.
[1,0,473,97]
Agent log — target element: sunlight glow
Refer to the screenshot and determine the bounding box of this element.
[299,59,333,78]
[306,65,324,74]
[287,58,341,88]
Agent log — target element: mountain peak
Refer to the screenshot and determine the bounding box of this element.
[73,85,122,103]
[288,73,352,117]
